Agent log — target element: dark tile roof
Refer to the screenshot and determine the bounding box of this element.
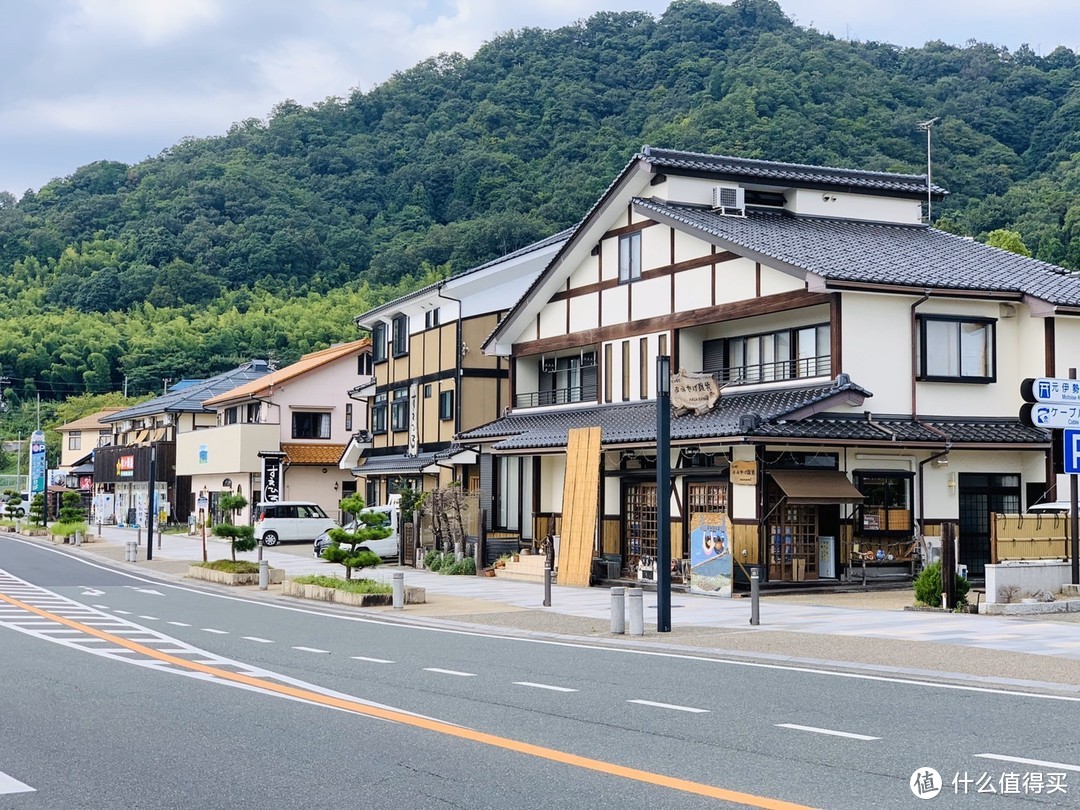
[354,448,459,475]
[105,360,272,421]
[640,146,946,197]
[753,414,1049,445]
[634,199,1080,307]
[459,378,871,450]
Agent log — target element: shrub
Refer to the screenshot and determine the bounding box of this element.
[424,549,447,570]
[322,493,391,579]
[439,556,476,576]
[914,561,969,607]
[291,574,392,595]
[194,560,261,574]
[49,521,88,540]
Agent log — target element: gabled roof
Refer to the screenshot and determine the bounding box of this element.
[638,146,947,197]
[634,199,1080,309]
[55,407,124,432]
[202,339,370,407]
[105,360,271,421]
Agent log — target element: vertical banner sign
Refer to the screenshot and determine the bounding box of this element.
[262,455,282,503]
[29,430,46,496]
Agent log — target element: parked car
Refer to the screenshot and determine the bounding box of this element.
[1028,501,1076,515]
[313,504,399,559]
[253,501,337,546]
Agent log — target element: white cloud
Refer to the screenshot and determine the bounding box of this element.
[65,0,222,46]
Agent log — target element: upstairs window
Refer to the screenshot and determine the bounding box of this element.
[725,324,830,383]
[292,412,331,440]
[918,316,995,383]
[372,323,387,363]
[439,390,454,421]
[224,407,238,426]
[345,403,353,432]
[68,431,82,451]
[425,308,440,329]
[392,314,408,357]
[358,353,373,376]
[371,393,387,434]
[618,231,641,283]
[390,388,409,432]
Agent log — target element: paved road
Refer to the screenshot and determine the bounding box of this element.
[3,538,1080,808]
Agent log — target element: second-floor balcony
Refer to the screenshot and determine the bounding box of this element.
[176,422,281,475]
[718,354,831,385]
[514,381,599,409]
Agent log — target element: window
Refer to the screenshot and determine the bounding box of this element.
[390,388,409,431]
[618,231,641,283]
[345,404,353,432]
[358,353,373,376]
[244,403,259,423]
[392,314,408,357]
[68,431,81,451]
[371,393,387,434]
[223,407,238,426]
[372,322,387,363]
[292,412,331,439]
[424,384,432,398]
[727,323,830,383]
[439,390,454,421]
[918,316,995,382]
[855,471,914,534]
[538,353,598,405]
[624,482,657,572]
[425,308,440,329]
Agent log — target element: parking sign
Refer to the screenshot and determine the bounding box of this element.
[1066,429,1080,475]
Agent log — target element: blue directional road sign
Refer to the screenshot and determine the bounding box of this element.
[1066,429,1080,475]
[1020,403,1080,430]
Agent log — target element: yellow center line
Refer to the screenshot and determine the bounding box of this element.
[0,592,816,809]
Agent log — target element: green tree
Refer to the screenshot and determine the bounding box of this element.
[211,493,256,562]
[985,228,1032,256]
[321,493,390,579]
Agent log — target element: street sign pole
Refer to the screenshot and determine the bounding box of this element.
[1070,370,1080,585]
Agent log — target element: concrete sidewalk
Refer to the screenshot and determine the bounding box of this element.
[24,524,1080,690]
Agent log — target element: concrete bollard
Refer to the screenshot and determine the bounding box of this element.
[543,560,552,607]
[392,572,404,609]
[97,520,102,538]
[750,568,760,626]
[75,531,82,547]
[610,587,625,634]
[259,559,269,591]
[157,528,162,550]
[136,527,142,547]
[628,587,644,636]
[125,540,136,562]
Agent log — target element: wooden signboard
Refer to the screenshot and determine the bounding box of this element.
[729,461,757,486]
[558,426,602,587]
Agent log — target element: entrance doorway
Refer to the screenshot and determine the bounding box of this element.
[958,473,1020,577]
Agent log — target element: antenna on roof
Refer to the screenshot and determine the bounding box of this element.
[916,117,940,223]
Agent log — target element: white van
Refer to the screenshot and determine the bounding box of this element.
[313,504,399,559]
[254,501,338,546]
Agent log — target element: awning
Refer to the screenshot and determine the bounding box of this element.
[354,447,476,476]
[769,470,865,505]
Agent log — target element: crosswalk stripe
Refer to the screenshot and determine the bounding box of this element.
[0,770,35,794]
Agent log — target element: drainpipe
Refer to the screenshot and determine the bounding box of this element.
[917,446,951,540]
[910,290,930,416]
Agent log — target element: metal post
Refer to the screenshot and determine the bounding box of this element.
[750,568,760,626]
[259,559,269,591]
[136,526,141,547]
[655,355,672,633]
[610,587,625,634]
[200,509,207,563]
[156,527,162,550]
[97,520,102,539]
[146,446,156,561]
[392,572,404,609]
[628,587,644,636]
[543,560,552,607]
[1071,369,1079,586]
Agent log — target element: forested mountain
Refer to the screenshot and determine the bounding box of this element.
[1,0,1079,404]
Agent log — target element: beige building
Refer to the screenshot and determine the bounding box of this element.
[185,339,372,524]
[55,407,122,473]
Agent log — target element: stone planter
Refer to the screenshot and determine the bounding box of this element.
[187,565,285,586]
[281,579,426,606]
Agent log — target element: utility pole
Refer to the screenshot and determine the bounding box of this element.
[123,376,128,398]
[917,117,940,223]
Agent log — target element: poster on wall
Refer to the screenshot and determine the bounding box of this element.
[689,511,732,597]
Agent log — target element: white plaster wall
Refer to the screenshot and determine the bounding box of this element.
[841,292,912,412]
[730,445,757,520]
[674,229,711,264]
[714,258,758,303]
[538,300,566,340]
[787,189,922,224]
[641,224,668,271]
[631,276,670,320]
[540,454,566,512]
[515,357,539,402]
[281,467,341,519]
[674,264,712,312]
[920,450,1046,522]
[653,176,714,206]
[1054,317,1080,374]
[269,357,360,446]
[758,264,804,295]
[604,333,665,401]
[601,285,629,327]
[600,239,619,282]
[567,254,598,291]
[568,293,599,332]
[603,453,621,514]
[704,304,830,340]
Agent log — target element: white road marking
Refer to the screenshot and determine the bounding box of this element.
[113,610,132,615]
[138,615,159,621]
[293,646,329,654]
[0,769,35,795]
[775,724,880,741]
[91,604,109,609]
[352,656,394,664]
[514,681,578,693]
[424,668,476,677]
[975,754,1080,772]
[202,628,228,634]
[242,636,274,644]
[167,621,191,627]
[627,699,709,714]
[79,588,105,596]
[126,587,164,596]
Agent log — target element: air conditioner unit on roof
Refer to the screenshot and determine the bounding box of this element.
[712,185,746,216]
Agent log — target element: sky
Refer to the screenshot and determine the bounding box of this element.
[1,0,1078,199]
